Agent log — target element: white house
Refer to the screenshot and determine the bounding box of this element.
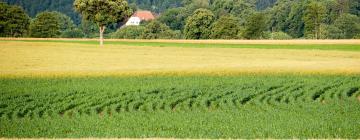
[125,11,155,26]
[125,17,141,26]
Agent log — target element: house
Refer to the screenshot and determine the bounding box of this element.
[125,11,155,26]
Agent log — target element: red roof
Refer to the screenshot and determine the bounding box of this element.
[132,11,155,21]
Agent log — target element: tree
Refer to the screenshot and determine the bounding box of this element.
[210,15,241,39]
[0,2,30,37]
[74,0,132,46]
[29,11,61,38]
[158,7,187,30]
[303,1,326,39]
[111,25,145,39]
[211,0,256,24]
[184,8,215,39]
[332,13,360,38]
[51,11,76,32]
[140,20,177,39]
[242,12,267,39]
[61,28,85,38]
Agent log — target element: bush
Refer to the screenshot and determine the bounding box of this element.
[140,21,178,39]
[111,26,145,39]
[353,34,360,39]
[270,32,292,40]
[60,28,85,38]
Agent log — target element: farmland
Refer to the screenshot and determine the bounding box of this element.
[0,39,360,139]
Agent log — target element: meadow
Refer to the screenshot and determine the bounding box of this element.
[0,39,360,139]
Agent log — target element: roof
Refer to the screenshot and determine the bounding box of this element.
[132,11,155,21]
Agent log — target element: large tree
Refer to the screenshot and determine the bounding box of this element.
[29,12,61,38]
[242,12,267,39]
[0,2,30,37]
[184,8,215,39]
[210,15,241,39]
[74,0,132,46]
[303,1,326,39]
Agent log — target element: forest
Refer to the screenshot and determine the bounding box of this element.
[0,0,360,39]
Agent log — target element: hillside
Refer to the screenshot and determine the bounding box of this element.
[1,0,277,24]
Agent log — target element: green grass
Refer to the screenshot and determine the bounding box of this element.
[3,39,360,51]
[1,74,360,138]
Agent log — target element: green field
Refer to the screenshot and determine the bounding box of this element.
[1,75,360,138]
[0,39,360,139]
[3,39,360,51]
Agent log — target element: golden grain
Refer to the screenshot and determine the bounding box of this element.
[1,41,360,77]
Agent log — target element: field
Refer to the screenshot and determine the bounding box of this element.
[0,39,360,139]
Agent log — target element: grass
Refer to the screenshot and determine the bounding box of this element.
[0,75,360,138]
[1,39,360,51]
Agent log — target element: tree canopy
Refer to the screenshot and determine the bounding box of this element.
[0,2,30,37]
[74,0,132,45]
[184,8,215,39]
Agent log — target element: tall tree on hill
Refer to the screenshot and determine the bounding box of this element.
[303,1,326,39]
[74,0,132,46]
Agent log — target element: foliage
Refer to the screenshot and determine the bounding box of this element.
[51,11,76,32]
[0,2,30,37]
[158,7,187,30]
[332,13,360,39]
[242,12,267,39]
[211,0,256,24]
[303,1,326,39]
[210,15,241,39]
[184,8,215,39]
[2,0,81,24]
[0,75,360,138]
[270,31,292,40]
[111,25,145,39]
[74,0,132,45]
[140,20,177,39]
[29,11,61,38]
[60,28,85,38]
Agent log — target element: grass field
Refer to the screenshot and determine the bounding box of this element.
[0,39,360,139]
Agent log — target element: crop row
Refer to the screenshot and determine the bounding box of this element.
[1,76,359,120]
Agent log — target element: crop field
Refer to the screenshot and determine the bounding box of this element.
[0,39,360,139]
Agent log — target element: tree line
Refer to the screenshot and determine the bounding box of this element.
[1,0,359,39]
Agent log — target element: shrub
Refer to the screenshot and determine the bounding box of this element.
[270,32,292,40]
[111,26,145,39]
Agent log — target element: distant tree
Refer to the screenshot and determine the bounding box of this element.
[0,2,30,37]
[242,12,267,39]
[51,11,76,32]
[303,1,326,39]
[140,20,177,39]
[158,7,187,30]
[210,15,241,39]
[270,31,292,40]
[111,25,145,39]
[184,8,215,39]
[79,18,99,38]
[332,13,360,38]
[211,0,256,24]
[74,0,132,46]
[286,1,306,38]
[29,11,61,38]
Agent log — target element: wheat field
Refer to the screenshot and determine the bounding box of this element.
[1,40,360,77]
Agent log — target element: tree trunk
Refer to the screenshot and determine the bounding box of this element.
[99,26,106,46]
